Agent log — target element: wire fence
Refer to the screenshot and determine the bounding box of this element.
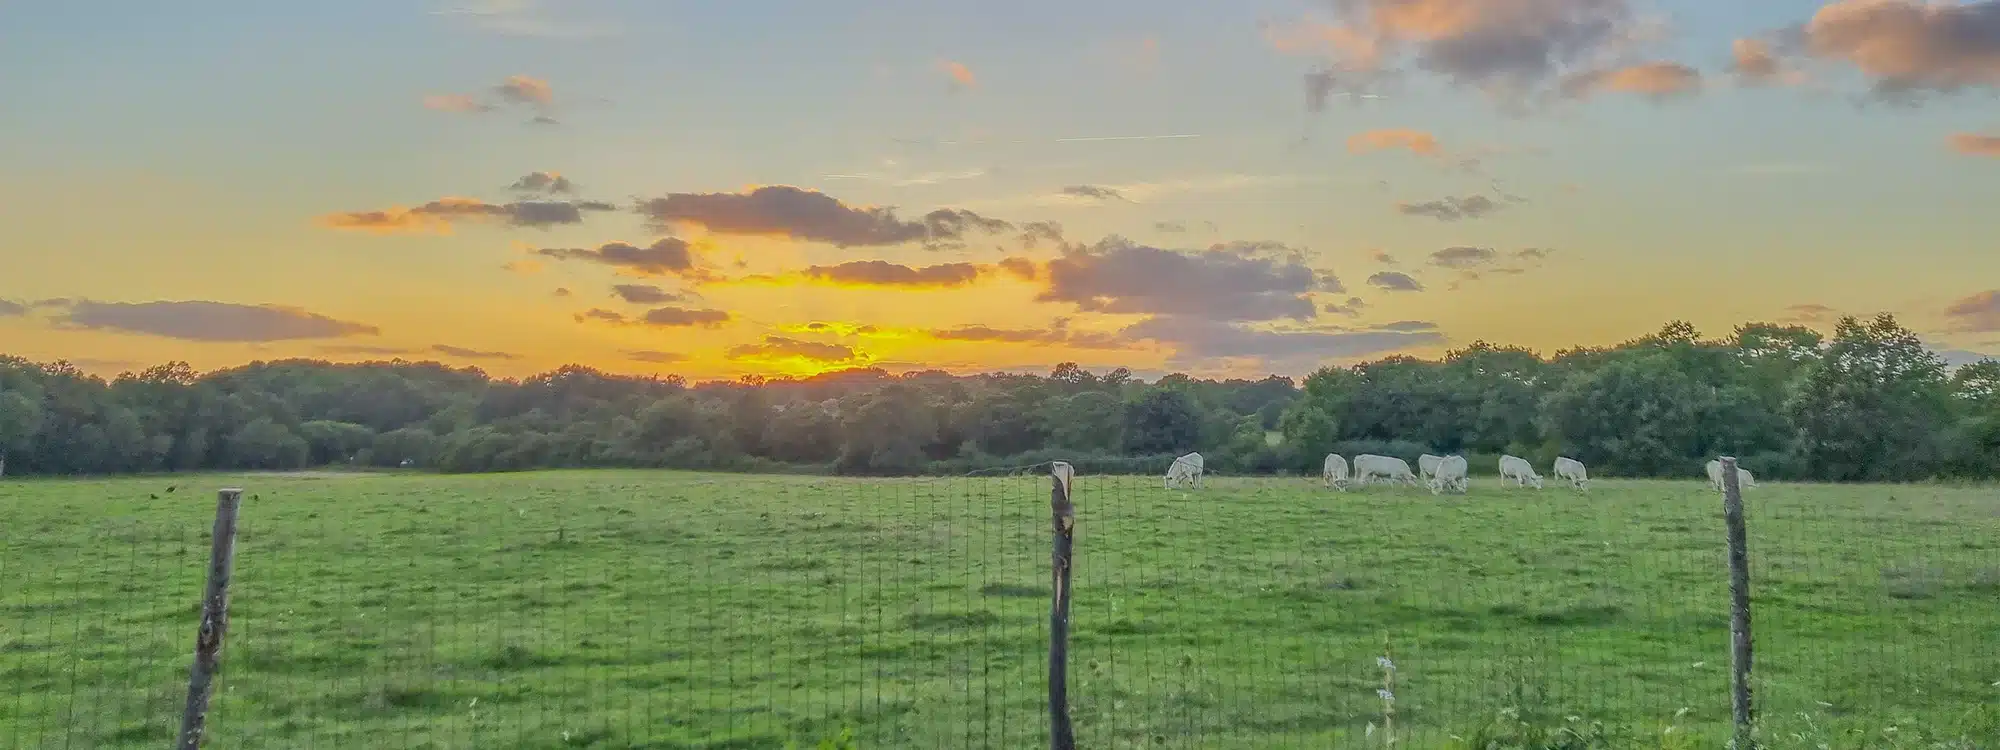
[2,464,1997,748]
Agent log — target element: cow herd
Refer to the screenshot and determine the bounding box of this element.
[1162,450,1760,495]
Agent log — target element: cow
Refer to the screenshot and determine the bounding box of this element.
[1322,453,1351,491]
[1166,452,1204,490]
[1354,454,1421,488]
[1418,453,1445,482]
[1499,455,1544,489]
[1553,456,1589,491]
[1429,454,1470,495]
[1704,460,1758,492]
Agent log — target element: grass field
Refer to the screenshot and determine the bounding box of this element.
[3,470,1997,749]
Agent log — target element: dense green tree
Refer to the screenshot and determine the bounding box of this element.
[1785,315,1952,481]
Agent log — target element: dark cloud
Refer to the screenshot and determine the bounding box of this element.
[1371,250,1398,265]
[799,261,983,288]
[529,114,561,126]
[320,344,419,356]
[641,306,731,328]
[1397,195,1503,221]
[627,350,691,364]
[573,308,628,324]
[432,344,520,361]
[1320,296,1368,318]
[53,300,379,342]
[928,321,1131,349]
[1515,247,1553,259]
[726,336,861,363]
[996,256,1040,281]
[1036,237,1329,322]
[1061,185,1127,201]
[0,299,25,317]
[1558,61,1704,100]
[1282,0,1665,107]
[537,238,697,277]
[1122,315,1446,371]
[1374,320,1440,332]
[611,284,684,304]
[1797,0,2000,99]
[509,171,575,194]
[1946,290,2000,332]
[319,197,615,233]
[1368,271,1425,292]
[635,185,1012,249]
[1018,220,1068,250]
[553,287,573,297]
[1430,246,1499,269]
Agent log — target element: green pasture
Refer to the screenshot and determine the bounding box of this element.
[2,471,1996,748]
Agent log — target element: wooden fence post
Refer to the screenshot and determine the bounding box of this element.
[1719,457,1755,749]
[176,488,243,750]
[1048,462,1076,750]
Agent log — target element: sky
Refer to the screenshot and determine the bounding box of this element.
[3,0,1998,381]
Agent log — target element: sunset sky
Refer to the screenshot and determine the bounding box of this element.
[4,0,1998,380]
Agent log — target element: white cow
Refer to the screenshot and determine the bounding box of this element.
[1322,453,1351,491]
[1353,454,1421,488]
[1553,456,1590,491]
[1429,454,1469,495]
[1499,455,1544,489]
[1418,453,1445,482]
[1166,452,1204,490]
[1704,460,1758,492]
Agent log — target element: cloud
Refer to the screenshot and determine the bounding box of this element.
[1122,315,1446,371]
[1154,221,1187,233]
[727,336,864,364]
[494,75,554,106]
[1430,246,1499,269]
[1324,296,1369,316]
[431,344,519,360]
[798,261,984,288]
[320,344,419,356]
[1268,0,1672,107]
[1729,38,1805,86]
[1781,303,1841,323]
[0,299,25,317]
[939,60,979,90]
[1559,61,1703,100]
[1945,290,2000,332]
[635,185,1011,249]
[1398,195,1504,221]
[1515,247,1553,260]
[1374,320,1439,332]
[430,0,617,39]
[502,259,543,275]
[423,94,495,113]
[996,256,1040,281]
[536,238,699,277]
[1949,132,2000,156]
[627,350,690,364]
[926,321,1132,349]
[52,300,379,342]
[1036,237,1331,322]
[318,197,615,234]
[1371,250,1398,265]
[1368,271,1425,291]
[1060,185,1128,201]
[1798,0,2000,99]
[611,284,684,304]
[574,306,731,328]
[552,287,573,297]
[509,171,574,194]
[1347,129,1442,156]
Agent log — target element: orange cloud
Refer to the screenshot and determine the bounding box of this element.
[938,60,977,89]
[495,75,554,106]
[1804,0,2000,97]
[1560,62,1703,100]
[422,94,494,113]
[1347,129,1442,157]
[502,259,544,275]
[318,197,616,234]
[727,261,999,290]
[1948,132,2000,157]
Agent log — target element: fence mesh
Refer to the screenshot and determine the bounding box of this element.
[2,469,1997,748]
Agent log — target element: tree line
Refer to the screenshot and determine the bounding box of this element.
[1,314,1995,481]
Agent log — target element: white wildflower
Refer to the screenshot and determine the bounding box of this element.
[1377,656,1397,672]
[1377,689,1395,703]
[1366,722,1376,737]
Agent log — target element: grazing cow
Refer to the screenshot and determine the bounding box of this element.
[1429,455,1470,495]
[1705,460,1758,492]
[1354,454,1421,488]
[1553,456,1590,491]
[1499,455,1544,489]
[1166,452,1204,490]
[1418,453,1445,482]
[1322,453,1351,491]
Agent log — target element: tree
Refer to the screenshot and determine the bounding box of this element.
[223,418,309,470]
[0,390,42,477]
[1539,352,1711,476]
[1123,389,1201,455]
[1785,314,1951,481]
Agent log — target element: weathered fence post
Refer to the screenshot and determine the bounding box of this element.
[176,488,244,750]
[1048,461,1076,750]
[1719,457,1755,749]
